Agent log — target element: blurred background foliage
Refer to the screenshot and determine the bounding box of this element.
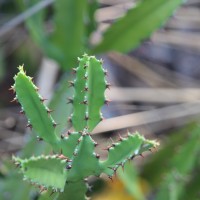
[1,0,200,199]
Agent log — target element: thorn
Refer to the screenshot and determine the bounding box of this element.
[8,86,15,93]
[118,134,123,142]
[37,136,43,141]
[72,68,77,74]
[139,153,144,158]
[10,97,18,103]
[39,186,46,194]
[73,152,77,156]
[84,115,89,121]
[126,129,129,137]
[53,122,59,128]
[83,75,88,80]
[120,163,125,172]
[66,165,72,170]
[94,142,98,147]
[26,123,32,130]
[68,117,72,123]
[95,154,100,159]
[112,168,117,177]
[84,178,88,183]
[61,134,65,139]
[78,138,81,143]
[35,87,39,91]
[87,185,93,193]
[110,139,116,148]
[111,143,116,148]
[104,69,108,76]
[15,162,21,168]
[114,167,118,174]
[84,127,90,132]
[83,87,89,92]
[106,83,111,90]
[67,97,73,104]
[80,100,88,105]
[110,137,115,144]
[56,154,68,160]
[108,176,113,182]
[104,99,111,105]
[102,146,111,151]
[40,98,48,103]
[130,154,135,160]
[47,109,53,115]
[78,131,83,135]
[19,110,25,114]
[154,146,158,152]
[84,64,88,69]
[68,81,75,87]
[17,163,21,168]
[49,190,55,197]
[67,130,72,135]
[149,148,153,153]
[100,116,104,121]
[99,58,104,64]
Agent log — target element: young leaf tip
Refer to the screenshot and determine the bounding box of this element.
[16,65,26,77]
[9,85,15,93]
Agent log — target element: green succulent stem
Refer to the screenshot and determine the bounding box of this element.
[12,55,158,199]
[13,66,60,149]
